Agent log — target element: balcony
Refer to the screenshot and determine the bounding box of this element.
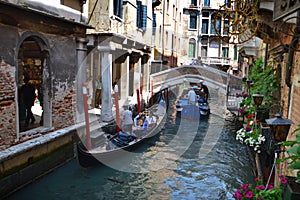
[201,57,231,66]
[238,37,260,57]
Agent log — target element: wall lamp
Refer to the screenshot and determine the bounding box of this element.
[253,94,264,107]
[266,114,294,142]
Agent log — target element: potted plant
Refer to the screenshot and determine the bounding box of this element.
[277,124,300,199]
[233,176,288,199]
[236,118,266,153]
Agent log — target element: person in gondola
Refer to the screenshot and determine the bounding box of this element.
[134,114,145,127]
[187,86,196,105]
[146,112,157,127]
[121,105,133,133]
[199,80,209,102]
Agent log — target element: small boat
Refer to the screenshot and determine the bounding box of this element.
[176,87,210,119]
[77,93,167,168]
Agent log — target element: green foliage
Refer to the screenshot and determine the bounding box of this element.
[248,58,279,107]
[277,124,300,183]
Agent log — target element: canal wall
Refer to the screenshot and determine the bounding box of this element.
[0,123,84,198]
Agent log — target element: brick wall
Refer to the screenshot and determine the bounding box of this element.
[52,90,76,130]
[0,61,17,149]
[289,52,300,136]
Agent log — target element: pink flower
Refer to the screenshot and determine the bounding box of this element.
[240,184,249,189]
[245,190,254,198]
[255,185,265,190]
[267,184,274,189]
[233,190,242,199]
[280,175,288,184]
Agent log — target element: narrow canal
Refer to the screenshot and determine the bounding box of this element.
[7,91,255,200]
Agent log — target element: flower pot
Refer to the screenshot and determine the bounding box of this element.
[282,176,300,200]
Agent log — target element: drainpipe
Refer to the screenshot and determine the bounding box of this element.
[285,10,300,117]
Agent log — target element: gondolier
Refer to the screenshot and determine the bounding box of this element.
[121,105,133,133]
[187,87,196,105]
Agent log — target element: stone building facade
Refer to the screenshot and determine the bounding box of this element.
[0,0,90,150]
[86,0,155,121]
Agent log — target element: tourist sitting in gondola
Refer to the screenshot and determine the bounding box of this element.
[145,112,157,127]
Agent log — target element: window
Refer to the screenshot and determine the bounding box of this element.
[114,0,123,18]
[201,46,207,57]
[191,0,197,6]
[188,39,196,58]
[211,14,220,34]
[234,45,238,60]
[223,20,229,35]
[222,47,229,58]
[204,0,210,7]
[225,0,231,8]
[189,14,197,29]
[137,1,147,30]
[202,19,208,34]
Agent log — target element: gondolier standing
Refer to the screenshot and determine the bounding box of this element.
[199,80,209,102]
[187,87,196,105]
[121,105,133,133]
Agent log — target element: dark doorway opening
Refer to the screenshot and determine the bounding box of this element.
[18,37,45,132]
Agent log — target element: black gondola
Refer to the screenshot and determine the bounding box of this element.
[77,94,167,168]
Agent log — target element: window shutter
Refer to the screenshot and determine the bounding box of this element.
[137,1,142,27]
[152,12,156,35]
[142,5,147,30]
[114,0,119,16]
[119,0,123,18]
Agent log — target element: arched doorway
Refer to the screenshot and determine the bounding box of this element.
[17,36,50,132]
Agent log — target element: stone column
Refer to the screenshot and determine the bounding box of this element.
[98,45,115,122]
[76,37,89,122]
[120,55,129,101]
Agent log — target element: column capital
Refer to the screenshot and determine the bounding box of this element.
[76,37,89,51]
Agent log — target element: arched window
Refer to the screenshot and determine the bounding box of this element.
[188,38,196,58]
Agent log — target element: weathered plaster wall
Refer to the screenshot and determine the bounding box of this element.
[0,2,87,149]
[0,61,16,149]
[48,39,78,129]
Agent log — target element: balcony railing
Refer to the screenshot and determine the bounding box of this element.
[201,57,231,65]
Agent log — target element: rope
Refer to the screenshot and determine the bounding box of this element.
[264,152,278,191]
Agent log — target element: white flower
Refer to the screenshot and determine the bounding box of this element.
[235,126,265,152]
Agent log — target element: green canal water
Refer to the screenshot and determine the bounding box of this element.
[7,99,255,200]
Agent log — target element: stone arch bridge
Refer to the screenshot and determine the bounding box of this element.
[150,65,244,114]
